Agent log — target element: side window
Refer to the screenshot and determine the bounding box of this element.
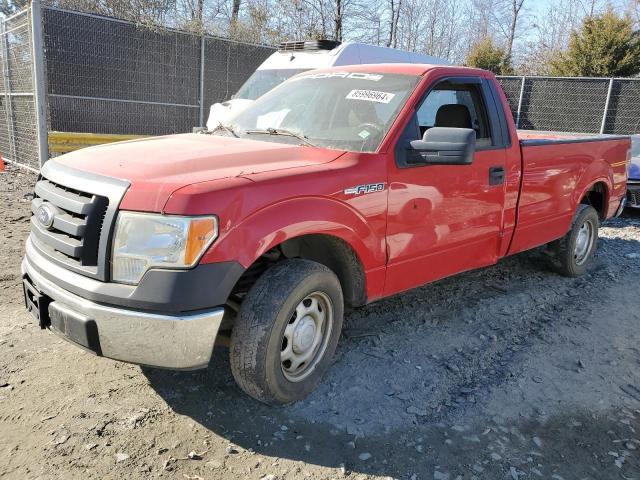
[415,82,493,148]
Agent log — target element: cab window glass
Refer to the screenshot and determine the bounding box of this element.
[415,82,493,148]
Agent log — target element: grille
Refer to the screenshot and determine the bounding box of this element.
[278,40,341,52]
[627,186,640,207]
[30,177,109,267]
[278,40,306,52]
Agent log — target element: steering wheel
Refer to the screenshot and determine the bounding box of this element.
[281,102,309,126]
[355,123,383,143]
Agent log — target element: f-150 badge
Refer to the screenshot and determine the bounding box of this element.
[344,183,386,195]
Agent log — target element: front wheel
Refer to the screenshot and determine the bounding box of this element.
[547,204,599,277]
[229,259,344,405]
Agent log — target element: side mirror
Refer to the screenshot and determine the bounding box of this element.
[407,127,476,165]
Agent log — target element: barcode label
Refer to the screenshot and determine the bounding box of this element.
[346,89,395,104]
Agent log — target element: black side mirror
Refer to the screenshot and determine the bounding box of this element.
[407,127,476,165]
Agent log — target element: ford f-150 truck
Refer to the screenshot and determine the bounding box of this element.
[22,64,630,405]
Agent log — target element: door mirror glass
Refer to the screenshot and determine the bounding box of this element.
[407,127,476,165]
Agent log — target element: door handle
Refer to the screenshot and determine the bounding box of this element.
[489,166,505,186]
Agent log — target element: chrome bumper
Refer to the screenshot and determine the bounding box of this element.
[22,255,225,370]
[615,196,627,216]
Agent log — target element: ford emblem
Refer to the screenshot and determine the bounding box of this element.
[36,203,55,229]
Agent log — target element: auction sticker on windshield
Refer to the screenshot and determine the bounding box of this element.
[346,89,395,104]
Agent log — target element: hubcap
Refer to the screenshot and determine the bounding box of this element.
[574,220,595,265]
[281,291,333,382]
[293,317,317,353]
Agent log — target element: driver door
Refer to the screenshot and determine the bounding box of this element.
[384,77,508,296]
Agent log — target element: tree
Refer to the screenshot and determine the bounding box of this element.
[231,0,241,23]
[550,9,640,76]
[464,37,512,74]
[0,0,28,17]
[520,0,583,74]
[504,0,525,65]
[334,0,343,40]
[386,0,401,47]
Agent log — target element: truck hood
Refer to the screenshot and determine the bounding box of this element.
[53,133,344,211]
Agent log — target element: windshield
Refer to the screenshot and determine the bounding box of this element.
[225,72,420,153]
[235,69,308,100]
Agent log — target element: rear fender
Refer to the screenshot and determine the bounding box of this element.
[573,159,613,218]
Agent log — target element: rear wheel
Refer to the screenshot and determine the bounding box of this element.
[229,259,343,405]
[547,204,599,277]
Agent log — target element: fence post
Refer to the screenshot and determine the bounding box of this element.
[199,35,205,127]
[515,76,525,129]
[31,0,48,166]
[1,19,17,163]
[600,78,614,135]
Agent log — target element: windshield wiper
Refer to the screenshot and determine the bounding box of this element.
[245,127,316,147]
[208,123,239,138]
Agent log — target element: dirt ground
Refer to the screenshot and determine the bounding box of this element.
[1,164,639,480]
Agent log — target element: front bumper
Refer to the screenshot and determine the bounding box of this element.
[22,244,226,370]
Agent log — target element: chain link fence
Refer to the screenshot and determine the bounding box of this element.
[605,79,640,134]
[0,8,41,171]
[42,6,274,136]
[497,76,640,135]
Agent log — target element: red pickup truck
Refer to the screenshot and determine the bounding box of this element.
[22,64,630,405]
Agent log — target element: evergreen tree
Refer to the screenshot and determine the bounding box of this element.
[551,9,640,77]
[465,37,513,75]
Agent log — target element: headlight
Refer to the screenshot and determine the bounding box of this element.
[111,212,218,284]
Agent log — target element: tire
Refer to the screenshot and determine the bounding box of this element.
[229,259,344,405]
[547,204,599,277]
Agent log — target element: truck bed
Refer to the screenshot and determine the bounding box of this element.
[507,130,630,256]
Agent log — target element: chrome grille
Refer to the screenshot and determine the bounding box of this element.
[31,178,108,266]
[27,160,129,281]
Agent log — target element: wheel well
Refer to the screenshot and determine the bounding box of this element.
[581,182,608,219]
[230,234,367,308]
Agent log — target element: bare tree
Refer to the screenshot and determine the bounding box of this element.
[231,0,241,22]
[49,0,178,26]
[334,0,342,40]
[386,0,402,47]
[0,0,28,16]
[465,0,492,43]
[504,0,525,64]
[390,0,466,61]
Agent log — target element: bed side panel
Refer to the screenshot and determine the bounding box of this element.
[508,139,625,255]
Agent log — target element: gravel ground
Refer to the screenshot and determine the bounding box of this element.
[1,165,639,480]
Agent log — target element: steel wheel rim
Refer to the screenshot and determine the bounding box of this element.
[574,219,595,265]
[280,291,333,382]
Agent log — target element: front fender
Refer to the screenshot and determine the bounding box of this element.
[200,196,386,272]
